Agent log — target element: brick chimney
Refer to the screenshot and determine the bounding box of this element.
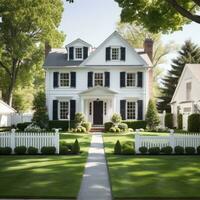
[45,42,51,58]
[144,38,154,99]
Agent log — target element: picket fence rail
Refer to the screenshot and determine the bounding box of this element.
[0,129,60,154]
[135,132,200,154]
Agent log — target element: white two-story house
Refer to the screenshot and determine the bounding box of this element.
[43,31,153,126]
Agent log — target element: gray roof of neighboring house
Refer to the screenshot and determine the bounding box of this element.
[43,48,83,67]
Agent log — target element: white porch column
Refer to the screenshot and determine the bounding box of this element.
[112,97,117,113]
[79,97,84,113]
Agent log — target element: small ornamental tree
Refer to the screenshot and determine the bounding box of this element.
[146,99,160,130]
[114,140,122,155]
[111,113,122,126]
[72,139,80,154]
[74,113,86,127]
[32,91,49,129]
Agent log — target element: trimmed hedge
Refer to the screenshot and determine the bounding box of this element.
[139,146,148,154]
[0,147,12,155]
[165,113,174,129]
[48,120,75,131]
[27,147,38,155]
[41,146,56,155]
[197,146,200,155]
[174,146,184,155]
[14,146,27,155]
[177,114,183,130]
[185,147,196,155]
[122,120,147,130]
[104,122,113,132]
[148,147,160,155]
[188,114,200,132]
[161,146,173,155]
[17,122,32,131]
[121,143,135,155]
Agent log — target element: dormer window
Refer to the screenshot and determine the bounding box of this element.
[75,47,83,60]
[111,47,120,60]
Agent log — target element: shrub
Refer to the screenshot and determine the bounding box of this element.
[118,123,128,131]
[0,147,12,155]
[114,140,122,155]
[165,113,174,129]
[48,120,75,131]
[81,126,87,133]
[77,127,82,133]
[115,127,121,133]
[139,146,148,154]
[82,122,91,132]
[25,123,42,132]
[17,122,31,131]
[161,146,173,155]
[174,146,184,155]
[128,128,134,132]
[146,99,160,130]
[104,122,113,132]
[122,120,147,130]
[177,114,183,130]
[14,146,27,155]
[122,143,135,155]
[41,146,56,155]
[197,146,200,155]
[72,139,80,154]
[148,147,160,155]
[109,127,116,132]
[111,113,122,124]
[74,113,86,127]
[185,147,196,155]
[60,146,69,155]
[188,114,200,132]
[27,147,38,155]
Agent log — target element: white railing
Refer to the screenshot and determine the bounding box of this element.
[0,129,60,154]
[135,132,200,154]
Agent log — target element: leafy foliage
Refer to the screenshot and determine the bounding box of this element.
[177,114,183,130]
[188,114,200,132]
[165,113,174,129]
[111,113,122,124]
[74,113,86,127]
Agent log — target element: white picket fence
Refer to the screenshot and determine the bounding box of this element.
[0,129,60,153]
[135,132,200,154]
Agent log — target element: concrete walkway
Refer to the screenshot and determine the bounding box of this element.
[77,132,112,200]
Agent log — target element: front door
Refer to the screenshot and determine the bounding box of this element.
[93,101,103,125]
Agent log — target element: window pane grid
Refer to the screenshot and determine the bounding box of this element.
[111,48,119,60]
[127,102,136,120]
[94,73,103,86]
[127,73,136,87]
[60,73,69,87]
[60,101,69,120]
[75,48,83,59]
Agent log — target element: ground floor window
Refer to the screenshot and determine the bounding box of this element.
[59,101,69,120]
[126,101,136,120]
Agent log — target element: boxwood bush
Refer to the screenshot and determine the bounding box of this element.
[197,146,200,155]
[148,147,160,155]
[188,114,200,132]
[121,142,135,155]
[139,146,148,154]
[165,113,174,129]
[41,146,56,155]
[114,140,122,155]
[27,147,38,155]
[14,146,27,155]
[118,123,128,131]
[48,120,75,131]
[0,147,12,155]
[177,114,183,130]
[161,146,173,155]
[72,139,80,154]
[185,147,196,155]
[122,120,147,130]
[174,146,184,155]
[81,122,91,132]
[104,122,113,132]
[60,146,69,155]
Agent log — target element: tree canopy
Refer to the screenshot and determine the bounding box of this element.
[114,0,200,33]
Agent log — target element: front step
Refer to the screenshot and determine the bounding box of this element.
[90,126,104,132]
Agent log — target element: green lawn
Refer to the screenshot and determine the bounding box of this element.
[0,133,91,199]
[103,133,200,199]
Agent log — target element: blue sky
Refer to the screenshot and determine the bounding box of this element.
[59,0,200,69]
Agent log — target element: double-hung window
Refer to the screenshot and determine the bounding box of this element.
[60,73,70,87]
[126,101,136,120]
[126,73,136,87]
[111,47,120,60]
[75,47,83,60]
[59,101,69,120]
[94,73,104,86]
[186,82,192,101]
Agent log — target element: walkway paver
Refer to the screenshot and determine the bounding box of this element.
[77,132,112,200]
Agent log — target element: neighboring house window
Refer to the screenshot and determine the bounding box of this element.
[104,102,107,115]
[59,101,69,120]
[111,47,120,60]
[126,101,136,120]
[60,73,70,87]
[126,73,136,87]
[75,47,83,60]
[89,102,92,115]
[94,73,104,86]
[186,82,192,100]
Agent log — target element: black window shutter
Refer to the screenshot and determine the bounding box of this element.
[83,47,88,59]
[53,72,59,88]
[120,100,126,120]
[53,100,58,120]
[104,72,110,87]
[106,47,111,61]
[70,100,76,120]
[120,72,126,88]
[69,47,74,60]
[70,72,76,88]
[137,100,143,120]
[120,47,126,61]
[88,72,93,88]
[137,72,143,87]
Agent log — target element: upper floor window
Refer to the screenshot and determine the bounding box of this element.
[186,82,192,100]
[126,101,136,120]
[60,73,70,87]
[94,73,104,86]
[126,73,136,87]
[75,47,83,60]
[59,101,69,120]
[111,47,120,60]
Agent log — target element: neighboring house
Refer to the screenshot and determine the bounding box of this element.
[0,100,16,127]
[43,31,153,126]
[171,64,200,129]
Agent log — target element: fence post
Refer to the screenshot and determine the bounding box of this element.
[169,129,175,151]
[55,129,60,154]
[11,128,15,153]
[135,129,140,154]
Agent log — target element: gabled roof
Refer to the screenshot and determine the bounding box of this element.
[65,38,92,48]
[0,100,16,114]
[171,64,200,103]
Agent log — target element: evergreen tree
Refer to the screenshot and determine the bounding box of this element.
[146,99,160,130]
[158,40,200,112]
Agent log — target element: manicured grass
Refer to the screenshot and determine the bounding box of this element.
[103,133,200,199]
[0,133,91,199]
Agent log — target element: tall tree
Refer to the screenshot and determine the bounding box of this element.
[158,40,200,112]
[114,0,200,33]
[0,0,65,106]
[117,22,176,97]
